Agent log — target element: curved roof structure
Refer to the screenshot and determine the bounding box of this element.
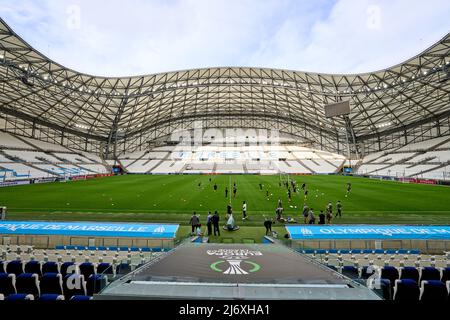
[0,18,449,155]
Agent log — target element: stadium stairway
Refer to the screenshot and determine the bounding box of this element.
[12,134,48,152]
[296,159,313,173]
[21,160,58,177]
[146,159,166,173]
[408,160,450,178]
[316,153,341,172]
[154,152,174,173]
[118,150,147,171]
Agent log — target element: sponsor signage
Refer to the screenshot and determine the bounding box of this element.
[34,177,59,184]
[0,180,30,188]
[71,173,113,181]
[399,177,436,184]
[0,221,179,238]
[286,225,450,240]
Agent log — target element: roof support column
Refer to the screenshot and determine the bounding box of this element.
[105,95,128,159]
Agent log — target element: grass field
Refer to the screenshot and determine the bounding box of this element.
[2,174,450,225]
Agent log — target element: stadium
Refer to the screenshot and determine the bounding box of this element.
[0,5,450,304]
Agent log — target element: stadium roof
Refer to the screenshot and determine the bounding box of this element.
[0,18,449,152]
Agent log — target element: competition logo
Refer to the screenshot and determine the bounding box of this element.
[208,249,262,275]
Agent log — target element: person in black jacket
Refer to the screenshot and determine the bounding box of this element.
[212,211,220,236]
[264,218,273,236]
[206,212,213,236]
[189,212,200,235]
[318,210,326,225]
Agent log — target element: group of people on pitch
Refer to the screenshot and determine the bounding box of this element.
[189,211,222,237]
[301,200,343,224]
[189,199,249,236]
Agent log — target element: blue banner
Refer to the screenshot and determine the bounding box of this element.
[286,225,450,240]
[0,221,179,238]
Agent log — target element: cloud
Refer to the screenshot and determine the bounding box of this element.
[249,0,450,73]
[0,0,449,76]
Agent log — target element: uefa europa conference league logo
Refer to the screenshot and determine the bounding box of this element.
[208,249,262,275]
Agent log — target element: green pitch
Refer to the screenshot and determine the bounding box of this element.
[1,174,450,227]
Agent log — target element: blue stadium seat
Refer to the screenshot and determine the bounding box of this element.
[108,246,118,251]
[419,280,448,301]
[152,247,162,252]
[0,261,5,273]
[338,249,350,254]
[408,250,421,254]
[373,278,392,300]
[61,262,77,277]
[130,247,139,252]
[40,273,63,295]
[86,274,108,296]
[0,273,17,296]
[97,263,113,275]
[79,262,96,279]
[70,295,92,301]
[381,266,399,284]
[55,245,65,250]
[25,261,42,277]
[119,246,129,251]
[6,260,24,276]
[97,246,107,251]
[399,266,419,282]
[63,274,87,299]
[87,246,97,251]
[141,247,151,252]
[116,262,131,274]
[420,267,441,282]
[5,293,34,300]
[65,245,76,250]
[393,279,420,301]
[328,249,338,254]
[374,249,384,254]
[441,267,450,283]
[42,261,60,275]
[38,294,65,301]
[16,273,40,297]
